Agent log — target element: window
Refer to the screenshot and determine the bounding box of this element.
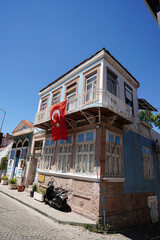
[23,139,29,147]
[124,84,133,109]
[83,65,100,104]
[40,97,48,111]
[20,148,28,160]
[56,137,72,173]
[10,150,15,160]
[43,146,54,170]
[42,138,55,170]
[65,80,77,112]
[17,141,22,148]
[105,131,123,177]
[52,89,61,106]
[12,142,16,148]
[74,131,95,174]
[86,72,97,102]
[143,147,154,180]
[107,69,117,96]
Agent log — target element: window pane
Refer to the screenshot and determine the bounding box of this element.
[86,132,94,141]
[109,133,114,143]
[66,82,76,90]
[52,92,60,105]
[107,70,117,96]
[41,99,47,110]
[87,83,92,90]
[78,134,84,142]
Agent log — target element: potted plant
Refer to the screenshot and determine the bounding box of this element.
[1,176,8,185]
[34,187,46,202]
[8,178,17,189]
[17,185,24,192]
[30,184,37,197]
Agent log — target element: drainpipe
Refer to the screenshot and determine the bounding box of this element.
[95,155,106,231]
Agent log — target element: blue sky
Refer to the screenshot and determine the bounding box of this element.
[0,0,159,134]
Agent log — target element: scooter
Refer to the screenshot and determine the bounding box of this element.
[44,181,70,211]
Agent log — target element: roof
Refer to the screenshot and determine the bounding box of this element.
[12,120,33,133]
[138,98,157,112]
[143,0,159,21]
[40,48,139,93]
[23,120,33,128]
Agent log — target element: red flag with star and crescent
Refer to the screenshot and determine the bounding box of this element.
[50,100,68,141]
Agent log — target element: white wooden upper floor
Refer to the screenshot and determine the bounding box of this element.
[34,48,140,129]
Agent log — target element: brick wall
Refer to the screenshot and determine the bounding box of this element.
[99,181,154,229]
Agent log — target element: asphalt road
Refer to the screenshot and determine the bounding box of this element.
[0,192,160,240]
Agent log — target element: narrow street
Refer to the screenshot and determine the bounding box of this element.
[0,193,128,240]
[0,192,160,240]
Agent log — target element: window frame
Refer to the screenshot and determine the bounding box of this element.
[40,95,49,112]
[74,130,95,174]
[56,135,73,173]
[42,137,55,170]
[83,65,100,105]
[51,87,62,106]
[107,68,118,97]
[142,147,154,180]
[105,130,123,178]
[65,78,78,112]
[124,83,133,113]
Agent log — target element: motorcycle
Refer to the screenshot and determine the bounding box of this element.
[44,181,70,211]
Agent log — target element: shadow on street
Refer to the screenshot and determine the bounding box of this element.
[118,222,160,240]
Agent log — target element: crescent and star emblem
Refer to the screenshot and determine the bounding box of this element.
[51,109,60,128]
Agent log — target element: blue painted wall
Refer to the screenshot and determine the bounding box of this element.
[123,130,160,215]
[7,132,33,178]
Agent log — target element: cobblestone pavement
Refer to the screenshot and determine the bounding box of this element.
[0,193,130,240]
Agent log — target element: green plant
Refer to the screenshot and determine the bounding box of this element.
[8,178,17,184]
[32,184,37,191]
[83,223,110,234]
[0,153,9,170]
[1,176,8,180]
[70,222,77,226]
[36,187,46,195]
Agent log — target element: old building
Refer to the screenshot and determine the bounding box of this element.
[6,120,34,185]
[143,0,160,30]
[30,48,160,229]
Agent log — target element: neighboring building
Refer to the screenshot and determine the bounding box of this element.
[0,142,12,177]
[0,133,12,148]
[143,0,160,30]
[6,120,34,185]
[31,48,160,229]
[0,133,13,177]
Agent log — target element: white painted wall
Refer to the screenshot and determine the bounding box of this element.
[0,142,12,164]
[103,59,139,119]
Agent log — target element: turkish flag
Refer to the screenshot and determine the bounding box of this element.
[50,100,68,141]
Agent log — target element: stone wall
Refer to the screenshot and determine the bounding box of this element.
[39,174,100,221]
